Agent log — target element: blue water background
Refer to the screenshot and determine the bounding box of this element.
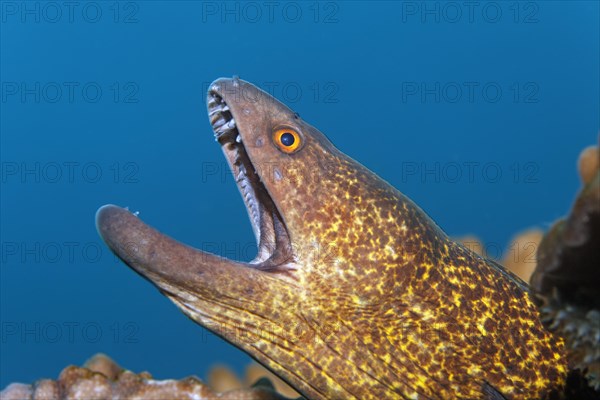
[1,1,598,389]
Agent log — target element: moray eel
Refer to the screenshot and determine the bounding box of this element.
[96,77,568,399]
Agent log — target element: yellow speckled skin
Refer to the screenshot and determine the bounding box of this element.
[96,78,567,399]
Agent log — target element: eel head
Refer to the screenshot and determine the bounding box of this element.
[96,77,416,399]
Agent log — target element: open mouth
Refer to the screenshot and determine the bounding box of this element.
[207,91,294,271]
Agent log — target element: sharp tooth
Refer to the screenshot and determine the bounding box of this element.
[211,112,223,122]
[209,107,223,117]
[235,170,244,179]
[222,105,230,112]
[224,119,236,130]
[213,118,226,128]
[236,134,242,143]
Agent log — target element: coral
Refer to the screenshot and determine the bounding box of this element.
[502,228,544,283]
[530,145,599,307]
[84,353,123,380]
[578,145,600,185]
[530,143,600,392]
[245,364,301,398]
[0,354,296,400]
[207,364,244,392]
[206,363,300,398]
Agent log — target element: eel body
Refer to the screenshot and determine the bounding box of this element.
[96,77,567,399]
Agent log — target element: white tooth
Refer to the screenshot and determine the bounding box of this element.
[213,118,226,128]
[236,170,245,182]
[222,105,230,111]
[209,107,223,116]
[224,119,236,130]
[236,134,242,143]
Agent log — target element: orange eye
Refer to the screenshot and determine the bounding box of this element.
[273,128,302,154]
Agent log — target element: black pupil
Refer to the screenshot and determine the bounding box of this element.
[280,132,295,147]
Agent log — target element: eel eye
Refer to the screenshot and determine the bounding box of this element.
[273,128,302,154]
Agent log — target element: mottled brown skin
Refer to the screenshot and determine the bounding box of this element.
[96,78,567,399]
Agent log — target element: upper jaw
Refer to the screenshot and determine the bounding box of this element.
[207,78,295,271]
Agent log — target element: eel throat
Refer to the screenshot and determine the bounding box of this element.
[96,77,568,400]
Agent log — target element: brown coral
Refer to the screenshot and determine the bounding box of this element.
[502,228,544,282]
[0,354,296,400]
[206,363,300,399]
[245,364,301,398]
[530,144,600,392]
[578,145,600,185]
